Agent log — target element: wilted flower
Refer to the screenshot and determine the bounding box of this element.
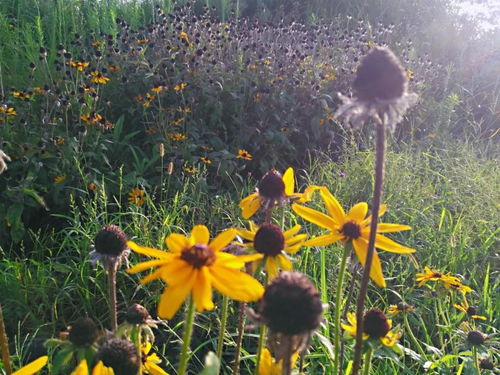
[96,338,141,375]
[68,317,99,346]
[89,225,130,269]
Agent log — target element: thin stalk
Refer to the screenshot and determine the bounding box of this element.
[339,262,358,375]
[472,346,480,374]
[0,304,13,375]
[403,313,426,359]
[352,120,386,375]
[107,261,118,331]
[362,347,373,375]
[320,247,330,338]
[282,338,293,375]
[333,245,351,375]
[232,302,246,374]
[216,296,229,359]
[178,297,196,375]
[254,325,267,375]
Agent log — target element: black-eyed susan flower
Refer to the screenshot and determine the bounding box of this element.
[342,308,401,347]
[67,61,89,72]
[416,267,472,294]
[128,188,146,207]
[71,360,115,375]
[258,348,298,375]
[117,304,157,344]
[442,277,473,294]
[90,70,110,84]
[173,82,187,91]
[89,225,130,269]
[54,175,67,183]
[239,167,319,219]
[236,149,252,160]
[199,156,211,164]
[454,297,487,320]
[236,222,307,279]
[127,225,264,319]
[184,166,198,174]
[167,133,187,141]
[11,356,48,375]
[96,338,140,374]
[141,342,169,375]
[292,186,415,287]
[388,302,414,315]
[415,266,445,286]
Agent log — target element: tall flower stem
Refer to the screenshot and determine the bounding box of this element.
[254,323,267,374]
[403,313,426,359]
[362,347,373,375]
[352,120,386,374]
[232,302,247,374]
[0,304,13,375]
[320,247,330,338]
[282,337,294,375]
[107,262,118,331]
[333,245,351,375]
[178,297,196,375]
[216,296,229,359]
[472,346,480,374]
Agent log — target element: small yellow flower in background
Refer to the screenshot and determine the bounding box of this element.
[253,93,261,102]
[258,348,298,375]
[54,175,67,184]
[167,133,187,141]
[416,266,444,286]
[151,85,164,93]
[249,64,258,71]
[91,40,101,46]
[128,188,146,207]
[293,186,415,287]
[407,69,414,80]
[184,166,198,174]
[67,61,89,72]
[137,39,150,44]
[177,106,191,113]
[199,156,212,164]
[173,82,187,91]
[388,302,414,315]
[90,70,110,84]
[12,356,48,375]
[454,297,487,321]
[87,183,99,191]
[443,278,473,294]
[0,106,17,116]
[342,308,401,347]
[237,221,307,279]
[169,118,184,126]
[127,225,264,319]
[108,64,120,72]
[179,32,189,41]
[236,149,252,160]
[141,342,169,375]
[416,266,472,293]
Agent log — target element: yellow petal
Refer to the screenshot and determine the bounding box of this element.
[303,233,342,247]
[158,269,197,319]
[319,187,346,224]
[297,185,322,203]
[161,259,194,285]
[282,167,295,196]
[165,233,190,253]
[140,268,164,284]
[128,241,170,259]
[13,356,48,375]
[375,223,411,233]
[215,253,264,268]
[240,193,261,219]
[127,259,170,274]
[190,225,210,244]
[380,331,401,347]
[265,256,279,279]
[285,243,304,254]
[192,267,214,312]
[292,203,338,230]
[361,204,387,226]
[210,266,264,302]
[144,361,170,375]
[70,360,88,375]
[353,238,386,287]
[283,224,302,239]
[209,228,237,252]
[92,361,115,375]
[142,341,152,355]
[277,254,293,271]
[347,202,368,222]
[374,234,415,254]
[259,348,273,375]
[284,233,307,246]
[237,228,256,241]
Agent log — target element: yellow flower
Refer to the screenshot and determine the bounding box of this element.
[92,361,115,375]
[258,348,298,375]
[54,175,67,184]
[239,167,320,219]
[12,356,48,375]
[292,187,415,287]
[388,302,413,315]
[141,342,169,375]
[236,221,307,279]
[128,188,146,207]
[91,40,101,46]
[199,156,212,164]
[173,83,187,91]
[184,166,198,174]
[167,133,187,141]
[454,297,487,321]
[137,39,150,44]
[416,266,445,286]
[236,149,252,160]
[342,309,401,347]
[416,266,472,294]
[127,225,264,319]
[151,85,164,93]
[90,70,110,84]
[179,32,189,41]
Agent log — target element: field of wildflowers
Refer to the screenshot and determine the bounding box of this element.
[0,0,498,374]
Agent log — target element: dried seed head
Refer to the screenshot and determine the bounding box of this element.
[467,330,486,346]
[125,304,151,325]
[96,338,140,375]
[258,169,285,199]
[94,225,128,256]
[68,317,98,346]
[363,308,390,338]
[479,358,494,370]
[353,47,407,101]
[259,271,323,335]
[254,223,285,257]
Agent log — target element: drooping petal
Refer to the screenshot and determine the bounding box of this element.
[277,254,293,271]
[128,241,170,259]
[319,187,346,224]
[192,267,214,312]
[144,361,169,375]
[13,356,48,375]
[127,259,170,274]
[158,269,197,319]
[283,224,302,239]
[209,228,237,252]
[285,243,304,254]
[303,232,342,247]
[374,223,411,233]
[265,256,280,279]
[69,360,88,375]
[297,185,322,203]
[353,238,386,287]
[292,203,338,230]
[165,233,190,253]
[240,193,261,219]
[210,266,264,302]
[190,225,210,244]
[236,228,256,241]
[140,268,164,285]
[347,202,368,223]
[92,361,115,375]
[142,342,152,355]
[373,234,415,254]
[284,233,307,246]
[282,167,295,196]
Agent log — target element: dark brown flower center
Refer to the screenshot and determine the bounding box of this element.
[341,221,361,240]
[467,330,486,346]
[181,243,215,268]
[466,306,477,317]
[254,223,285,257]
[363,308,390,338]
[258,169,285,199]
[432,272,442,278]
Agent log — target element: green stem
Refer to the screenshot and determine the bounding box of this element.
[0,304,13,375]
[107,262,118,331]
[232,302,246,374]
[216,296,229,359]
[472,346,480,374]
[178,297,196,375]
[333,246,351,375]
[254,325,267,375]
[320,247,330,338]
[403,313,426,359]
[362,348,373,375]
